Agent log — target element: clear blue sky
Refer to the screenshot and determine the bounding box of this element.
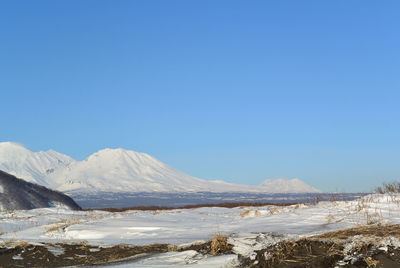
[1,1,399,192]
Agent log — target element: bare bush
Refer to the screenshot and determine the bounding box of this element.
[375,182,400,194]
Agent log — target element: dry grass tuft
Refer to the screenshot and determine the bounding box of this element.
[0,239,16,247]
[268,208,281,214]
[312,224,400,240]
[167,245,178,252]
[240,209,263,218]
[11,241,30,248]
[375,181,400,194]
[46,219,82,233]
[240,210,252,217]
[364,256,379,267]
[209,234,232,256]
[0,240,30,248]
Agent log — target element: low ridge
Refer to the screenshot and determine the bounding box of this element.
[0,170,81,211]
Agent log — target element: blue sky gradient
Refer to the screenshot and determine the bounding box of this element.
[1,1,399,192]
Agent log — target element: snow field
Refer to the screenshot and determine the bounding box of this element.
[2,194,400,267]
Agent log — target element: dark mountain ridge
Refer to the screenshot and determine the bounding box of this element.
[0,170,81,211]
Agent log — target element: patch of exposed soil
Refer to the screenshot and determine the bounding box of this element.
[240,224,400,268]
[178,234,233,256]
[0,235,233,268]
[0,242,169,268]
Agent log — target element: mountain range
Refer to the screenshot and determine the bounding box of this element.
[0,142,320,194]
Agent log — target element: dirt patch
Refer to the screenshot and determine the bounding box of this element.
[0,242,169,268]
[0,235,234,267]
[240,224,400,268]
[240,239,343,268]
[176,235,233,256]
[241,239,400,268]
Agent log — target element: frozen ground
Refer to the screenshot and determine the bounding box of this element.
[1,194,400,267]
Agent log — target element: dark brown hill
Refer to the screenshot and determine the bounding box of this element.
[0,170,81,211]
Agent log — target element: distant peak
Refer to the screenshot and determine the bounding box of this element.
[261,178,302,184]
[0,142,68,157]
[0,141,27,148]
[262,178,287,183]
[260,178,321,193]
[91,147,137,156]
[86,147,153,161]
[0,142,30,152]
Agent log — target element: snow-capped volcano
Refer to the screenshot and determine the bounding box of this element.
[0,142,320,194]
[260,178,320,193]
[48,148,258,193]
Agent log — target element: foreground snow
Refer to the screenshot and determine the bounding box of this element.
[1,194,400,267]
[94,251,238,268]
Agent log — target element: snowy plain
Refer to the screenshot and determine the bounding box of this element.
[1,194,400,267]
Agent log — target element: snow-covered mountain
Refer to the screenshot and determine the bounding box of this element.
[0,142,320,194]
[47,148,263,193]
[0,142,75,186]
[0,170,81,211]
[260,178,320,193]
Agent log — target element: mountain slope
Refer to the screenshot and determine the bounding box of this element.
[0,142,75,186]
[48,148,263,193]
[0,170,81,211]
[0,142,320,194]
[260,178,321,193]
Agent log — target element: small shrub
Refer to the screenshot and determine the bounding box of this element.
[375,182,400,194]
[210,234,232,255]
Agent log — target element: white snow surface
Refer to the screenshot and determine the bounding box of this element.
[0,194,399,246]
[2,194,400,267]
[0,142,320,193]
[94,251,238,268]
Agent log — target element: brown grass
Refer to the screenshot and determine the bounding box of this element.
[240,209,263,217]
[312,224,400,240]
[85,202,298,212]
[375,182,400,194]
[10,241,30,248]
[243,224,400,268]
[209,234,232,256]
[46,219,82,233]
[364,256,379,267]
[0,239,16,247]
[0,235,234,267]
[239,210,252,217]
